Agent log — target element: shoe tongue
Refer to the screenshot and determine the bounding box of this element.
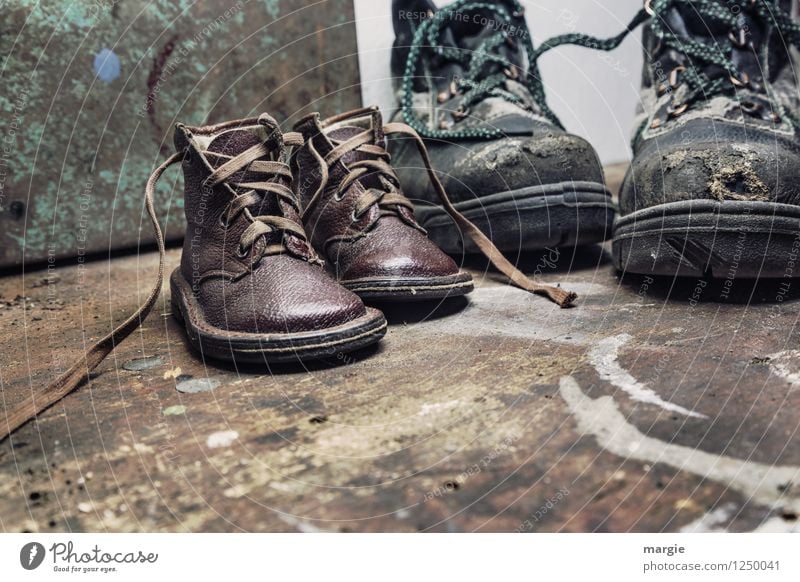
[324,107,383,139]
[670,3,727,36]
[206,129,280,215]
[435,2,525,70]
[664,0,785,78]
[323,112,386,190]
[323,109,383,165]
[207,129,262,160]
[326,126,367,151]
[670,0,788,36]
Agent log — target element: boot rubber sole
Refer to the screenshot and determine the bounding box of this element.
[341,271,474,302]
[170,269,387,364]
[612,200,800,278]
[413,181,615,254]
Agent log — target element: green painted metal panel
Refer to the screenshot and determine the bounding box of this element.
[0,0,361,268]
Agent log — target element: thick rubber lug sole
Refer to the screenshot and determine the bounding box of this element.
[413,182,615,254]
[170,269,387,364]
[341,272,474,302]
[612,200,800,278]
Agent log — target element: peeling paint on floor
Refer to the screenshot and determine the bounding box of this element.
[177,378,221,394]
[162,405,187,416]
[753,516,800,533]
[3,239,799,533]
[559,376,800,512]
[277,514,329,533]
[588,334,707,418]
[679,503,738,532]
[206,431,239,449]
[767,350,800,392]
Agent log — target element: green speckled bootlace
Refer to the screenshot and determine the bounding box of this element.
[527,0,800,127]
[401,0,550,140]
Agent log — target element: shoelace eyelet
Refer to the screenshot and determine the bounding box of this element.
[669,66,686,89]
[452,105,471,121]
[667,102,689,118]
[741,100,761,115]
[236,244,249,258]
[730,71,750,88]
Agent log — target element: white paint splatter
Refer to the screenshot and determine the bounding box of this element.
[588,333,706,418]
[396,508,411,519]
[558,376,800,513]
[767,350,800,392]
[419,400,461,416]
[278,514,329,533]
[206,430,239,449]
[177,377,220,394]
[223,485,247,499]
[269,481,295,493]
[753,516,800,533]
[679,503,738,532]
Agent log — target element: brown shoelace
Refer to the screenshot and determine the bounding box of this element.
[306,121,577,307]
[204,131,310,258]
[1,132,307,442]
[303,130,419,225]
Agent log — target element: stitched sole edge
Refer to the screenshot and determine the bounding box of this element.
[170,269,387,363]
[341,272,474,302]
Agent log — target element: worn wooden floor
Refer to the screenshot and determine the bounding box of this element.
[1,167,799,532]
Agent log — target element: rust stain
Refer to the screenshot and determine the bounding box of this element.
[146,34,179,151]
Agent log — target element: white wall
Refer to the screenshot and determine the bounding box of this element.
[353,0,644,165]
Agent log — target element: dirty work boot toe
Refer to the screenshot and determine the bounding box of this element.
[616,117,800,278]
[169,114,386,363]
[529,0,800,279]
[397,130,608,254]
[606,0,800,278]
[389,0,615,255]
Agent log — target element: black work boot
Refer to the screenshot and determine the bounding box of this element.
[388,0,615,256]
[614,0,800,278]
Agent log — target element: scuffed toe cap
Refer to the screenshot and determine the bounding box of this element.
[334,218,460,281]
[620,121,800,215]
[393,128,605,205]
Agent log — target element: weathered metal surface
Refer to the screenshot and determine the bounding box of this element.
[0,0,360,268]
[1,167,798,532]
